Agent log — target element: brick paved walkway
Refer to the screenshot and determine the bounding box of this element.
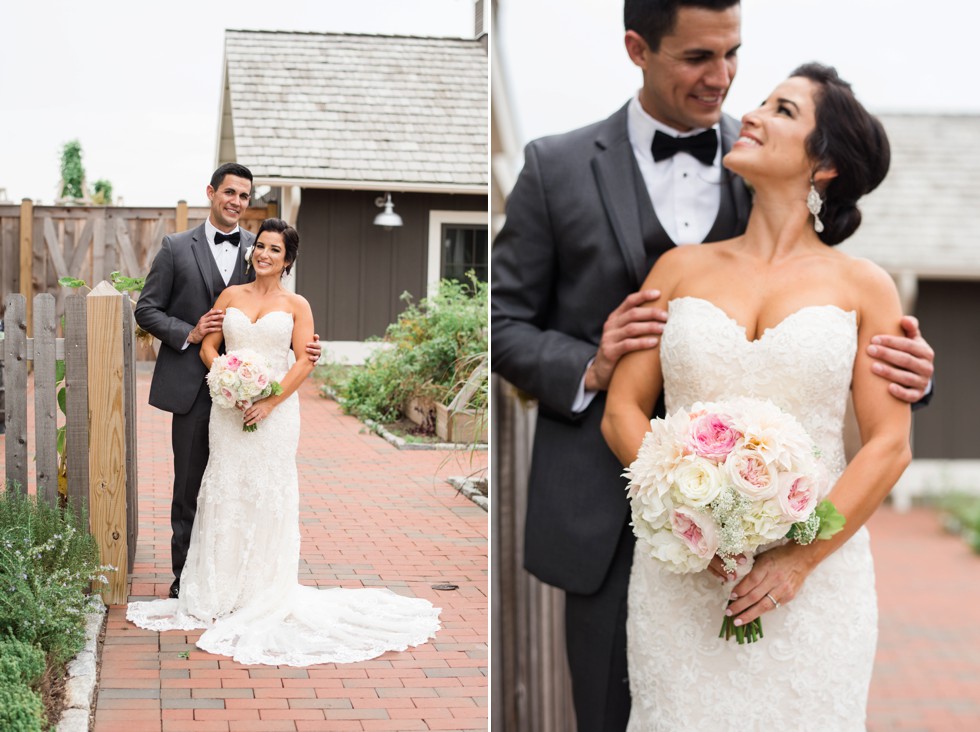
[96,370,488,731]
[866,506,980,731]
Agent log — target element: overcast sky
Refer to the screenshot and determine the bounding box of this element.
[498,0,980,153]
[0,0,477,206]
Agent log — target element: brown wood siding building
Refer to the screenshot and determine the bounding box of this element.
[295,189,486,340]
[911,279,980,459]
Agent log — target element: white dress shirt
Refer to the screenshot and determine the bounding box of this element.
[205,219,241,286]
[181,220,242,351]
[571,95,724,413]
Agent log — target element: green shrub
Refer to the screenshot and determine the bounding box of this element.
[0,636,46,687]
[338,275,487,424]
[0,682,44,732]
[0,490,110,665]
[938,493,980,554]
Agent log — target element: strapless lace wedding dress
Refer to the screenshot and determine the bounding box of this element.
[626,297,876,731]
[128,307,440,666]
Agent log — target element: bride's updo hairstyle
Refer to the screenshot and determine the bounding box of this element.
[791,62,890,246]
[256,218,300,275]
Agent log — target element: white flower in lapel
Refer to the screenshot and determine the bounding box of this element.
[244,244,254,275]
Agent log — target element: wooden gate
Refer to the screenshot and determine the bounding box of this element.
[1,289,138,605]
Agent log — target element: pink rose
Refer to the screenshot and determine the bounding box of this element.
[238,363,255,381]
[725,449,779,500]
[778,473,819,521]
[688,412,742,463]
[224,354,241,370]
[670,506,719,559]
[255,373,269,390]
[220,387,235,403]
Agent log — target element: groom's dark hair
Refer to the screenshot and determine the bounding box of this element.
[210,162,253,189]
[257,218,300,275]
[625,0,739,52]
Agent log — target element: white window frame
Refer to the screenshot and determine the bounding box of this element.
[426,210,490,299]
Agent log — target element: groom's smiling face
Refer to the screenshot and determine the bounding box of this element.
[207,174,252,232]
[627,4,741,132]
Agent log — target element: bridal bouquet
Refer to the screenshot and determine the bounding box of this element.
[207,349,283,432]
[624,396,845,643]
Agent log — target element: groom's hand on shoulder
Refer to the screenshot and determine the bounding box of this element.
[188,309,225,344]
[867,315,935,403]
[305,333,321,364]
[587,290,666,392]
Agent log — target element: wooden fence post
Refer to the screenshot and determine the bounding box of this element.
[122,301,138,573]
[176,200,188,234]
[19,200,33,337]
[87,281,128,603]
[32,294,58,504]
[65,293,90,514]
[2,294,28,491]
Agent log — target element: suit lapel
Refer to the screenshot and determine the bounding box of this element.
[189,225,216,305]
[592,104,647,288]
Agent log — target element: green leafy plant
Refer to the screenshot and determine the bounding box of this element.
[0,682,44,732]
[336,274,487,428]
[90,179,113,205]
[0,489,112,665]
[59,140,84,200]
[938,492,980,554]
[0,635,45,732]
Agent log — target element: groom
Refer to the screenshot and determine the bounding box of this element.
[491,1,936,730]
[136,163,320,599]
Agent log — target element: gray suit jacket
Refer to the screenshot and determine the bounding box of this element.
[135,223,256,415]
[491,104,751,594]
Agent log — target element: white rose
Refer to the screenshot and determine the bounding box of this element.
[670,459,724,508]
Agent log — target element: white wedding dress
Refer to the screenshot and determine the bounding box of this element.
[128,307,441,666]
[626,297,876,731]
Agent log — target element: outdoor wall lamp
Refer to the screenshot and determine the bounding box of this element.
[373,192,403,230]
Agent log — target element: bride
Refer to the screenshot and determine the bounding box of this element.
[601,63,911,730]
[128,218,440,666]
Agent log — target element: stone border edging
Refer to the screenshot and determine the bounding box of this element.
[56,596,106,732]
[447,477,488,511]
[365,419,488,452]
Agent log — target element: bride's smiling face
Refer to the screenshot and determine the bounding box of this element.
[251,232,288,277]
[724,76,822,184]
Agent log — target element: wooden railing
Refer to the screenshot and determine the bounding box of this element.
[1,288,138,605]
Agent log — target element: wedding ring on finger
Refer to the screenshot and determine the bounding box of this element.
[765,592,781,609]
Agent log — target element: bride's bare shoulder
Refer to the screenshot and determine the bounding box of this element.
[833,252,901,321]
[284,291,313,318]
[647,241,730,283]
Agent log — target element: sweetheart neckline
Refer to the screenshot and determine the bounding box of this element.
[226,306,292,326]
[669,296,856,344]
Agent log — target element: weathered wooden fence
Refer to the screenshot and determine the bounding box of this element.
[492,375,577,731]
[0,200,276,338]
[1,288,138,605]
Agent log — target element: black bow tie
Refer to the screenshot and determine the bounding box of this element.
[214,230,240,246]
[651,128,718,166]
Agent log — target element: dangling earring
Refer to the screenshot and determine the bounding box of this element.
[807,179,825,234]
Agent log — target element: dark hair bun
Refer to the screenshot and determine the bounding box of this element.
[791,63,891,246]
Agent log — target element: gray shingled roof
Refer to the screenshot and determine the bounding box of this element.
[222,30,487,190]
[841,114,980,277]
